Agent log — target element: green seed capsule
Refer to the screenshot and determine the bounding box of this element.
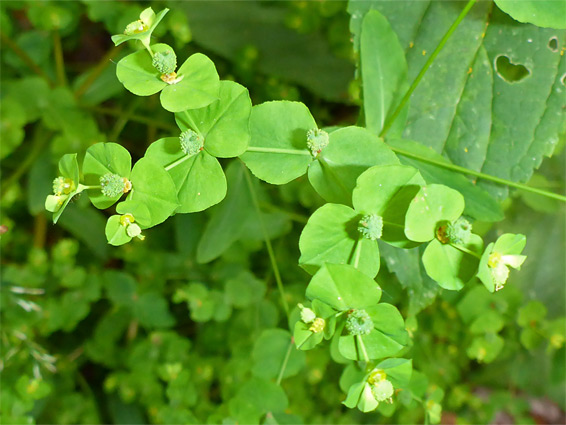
[358,214,383,241]
[371,379,394,402]
[100,173,129,198]
[152,49,177,74]
[306,128,329,157]
[180,129,204,156]
[345,309,374,336]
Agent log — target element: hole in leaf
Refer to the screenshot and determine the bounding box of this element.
[548,37,559,52]
[495,55,530,83]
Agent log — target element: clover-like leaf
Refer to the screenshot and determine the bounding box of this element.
[82,142,132,210]
[494,0,566,29]
[405,184,465,243]
[298,203,380,278]
[144,137,226,213]
[116,44,220,112]
[422,234,484,291]
[46,153,81,224]
[252,329,305,380]
[127,158,179,227]
[175,80,251,158]
[353,164,425,248]
[294,300,337,350]
[306,263,381,311]
[104,201,151,246]
[240,101,316,184]
[307,126,399,206]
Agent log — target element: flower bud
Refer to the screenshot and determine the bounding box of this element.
[306,128,329,157]
[358,214,383,241]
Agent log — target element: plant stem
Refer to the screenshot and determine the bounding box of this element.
[276,340,294,385]
[353,238,362,269]
[243,164,290,317]
[451,243,481,259]
[380,0,477,138]
[52,31,67,87]
[389,145,566,202]
[0,31,53,86]
[75,45,124,99]
[78,185,101,191]
[356,335,370,363]
[164,154,191,171]
[246,147,311,156]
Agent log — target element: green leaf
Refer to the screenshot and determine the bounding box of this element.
[338,303,408,361]
[469,310,505,334]
[252,329,305,380]
[422,234,483,291]
[224,271,267,308]
[306,263,382,311]
[103,271,137,306]
[116,44,169,96]
[0,97,26,159]
[360,10,408,136]
[83,142,132,209]
[144,137,226,213]
[376,358,413,388]
[116,200,151,227]
[404,184,465,243]
[240,101,315,185]
[51,154,81,224]
[128,158,179,227]
[228,378,289,425]
[196,162,252,263]
[388,139,504,222]
[298,203,380,278]
[308,126,399,205]
[175,80,251,158]
[160,53,220,112]
[105,215,132,246]
[467,333,504,363]
[133,292,176,328]
[517,300,547,327]
[293,321,325,351]
[495,0,566,29]
[353,165,425,247]
[494,233,527,255]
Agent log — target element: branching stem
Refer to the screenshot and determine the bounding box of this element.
[276,340,294,385]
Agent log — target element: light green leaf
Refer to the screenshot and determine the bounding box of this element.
[51,154,81,224]
[376,358,413,388]
[360,10,408,136]
[144,137,226,213]
[306,263,381,311]
[298,203,380,278]
[307,126,399,205]
[116,200,151,228]
[252,329,305,380]
[338,303,408,361]
[83,142,132,209]
[0,97,26,159]
[495,0,566,29]
[494,233,527,255]
[160,53,220,112]
[116,44,169,96]
[404,184,465,243]
[228,378,288,425]
[294,321,325,351]
[240,101,315,185]
[133,292,176,328]
[353,164,425,247]
[422,234,483,291]
[175,80,251,158]
[128,158,179,227]
[105,215,131,246]
[111,7,169,46]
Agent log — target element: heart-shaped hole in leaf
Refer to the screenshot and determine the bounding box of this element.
[495,55,530,83]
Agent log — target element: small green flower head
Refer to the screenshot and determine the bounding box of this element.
[45,194,66,213]
[126,223,144,239]
[124,19,148,35]
[358,214,383,241]
[100,173,131,198]
[298,303,316,323]
[152,48,177,74]
[371,379,394,402]
[345,309,374,336]
[306,128,329,157]
[488,252,511,291]
[52,176,74,195]
[309,317,326,333]
[180,129,204,156]
[120,213,135,226]
[437,217,472,244]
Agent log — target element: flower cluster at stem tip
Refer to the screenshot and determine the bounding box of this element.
[120,213,144,240]
[306,128,329,157]
[52,176,74,196]
[298,304,325,333]
[152,49,177,75]
[124,20,148,35]
[367,369,394,404]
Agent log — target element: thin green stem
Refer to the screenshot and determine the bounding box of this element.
[353,238,363,269]
[52,31,67,86]
[450,243,481,259]
[380,0,477,138]
[389,145,566,202]
[141,39,154,56]
[164,154,191,171]
[78,185,101,191]
[0,31,53,86]
[246,147,311,156]
[243,164,290,317]
[356,335,370,363]
[383,219,404,229]
[276,340,294,385]
[75,45,124,99]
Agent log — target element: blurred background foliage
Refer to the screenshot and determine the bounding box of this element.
[1,1,564,424]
